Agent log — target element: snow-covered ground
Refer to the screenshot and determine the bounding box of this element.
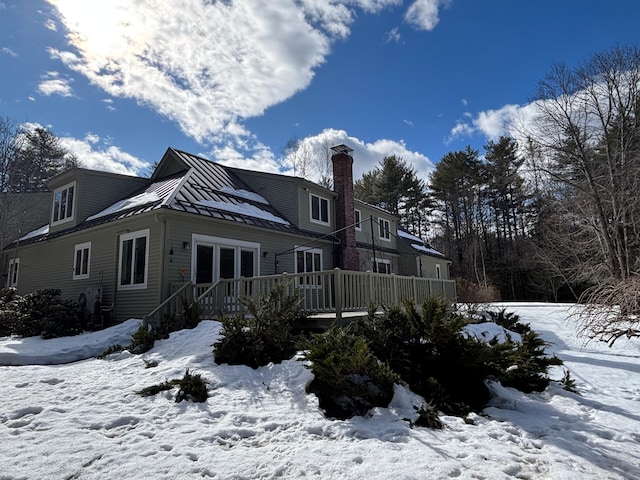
[0,303,638,479]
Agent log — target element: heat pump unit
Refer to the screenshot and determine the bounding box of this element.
[78,286,102,314]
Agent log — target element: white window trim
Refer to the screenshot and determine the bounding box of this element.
[118,229,150,290]
[294,246,323,288]
[374,257,392,274]
[51,181,76,226]
[191,234,260,283]
[7,258,19,287]
[378,218,391,242]
[73,242,91,280]
[435,263,442,279]
[354,209,362,231]
[309,192,330,226]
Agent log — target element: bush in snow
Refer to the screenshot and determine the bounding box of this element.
[302,326,399,420]
[213,281,302,369]
[0,287,88,338]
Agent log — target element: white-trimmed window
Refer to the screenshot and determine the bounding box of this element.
[73,242,91,280]
[378,218,391,241]
[354,209,362,231]
[7,258,19,287]
[435,263,441,279]
[52,182,76,225]
[118,229,149,290]
[374,258,392,274]
[295,246,323,287]
[310,193,329,225]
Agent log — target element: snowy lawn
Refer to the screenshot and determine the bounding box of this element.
[0,303,639,479]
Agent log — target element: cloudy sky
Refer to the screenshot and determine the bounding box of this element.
[1,1,639,180]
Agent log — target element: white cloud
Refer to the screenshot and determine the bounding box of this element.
[44,0,404,151]
[293,128,435,182]
[60,134,150,176]
[38,71,73,97]
[2,47,17,57]
[404,0,452,31]
[44,18,57,31]
[384,26,401,44]
[461,98,468,107]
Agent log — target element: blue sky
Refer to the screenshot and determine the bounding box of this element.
[1,0,639,182]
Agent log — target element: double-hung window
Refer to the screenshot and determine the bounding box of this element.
[354,209,362,231]
[295,247,322,287]
[73,242,91,280]
[118,229,149,289]
[310,193,329,225]
[7,258,19,287]
[52,182,76,225]
[378,218,391,241]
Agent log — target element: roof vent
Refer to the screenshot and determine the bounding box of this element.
[330,144,353,156]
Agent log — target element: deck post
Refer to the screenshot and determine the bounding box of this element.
[334,268,343,326]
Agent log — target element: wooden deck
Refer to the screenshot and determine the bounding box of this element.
[144,269,456,329]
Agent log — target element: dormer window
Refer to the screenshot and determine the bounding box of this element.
[310,193,329,225]
[52,181,76,225]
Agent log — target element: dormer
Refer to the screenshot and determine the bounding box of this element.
[47,168,149,234]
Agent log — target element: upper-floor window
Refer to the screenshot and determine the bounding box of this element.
[7,258,19,287]
[52,182,76,225]
[310,193,329,225]
[378,218,391,241]
[354,209,362,231]
[73,242,91,280]
[118,229,149,290]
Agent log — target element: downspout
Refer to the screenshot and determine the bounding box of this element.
[154,212,168,312]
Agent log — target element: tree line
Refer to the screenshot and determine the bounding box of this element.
[353,45,640,334]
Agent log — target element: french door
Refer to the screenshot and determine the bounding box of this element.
[192,235,259,286]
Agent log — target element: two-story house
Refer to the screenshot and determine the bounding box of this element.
[2,145,453,324]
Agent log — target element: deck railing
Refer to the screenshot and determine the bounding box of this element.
[155,269,456,327]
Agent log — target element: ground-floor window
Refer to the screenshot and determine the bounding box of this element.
[435,263,441,279]
[295,247,323,287]
[118,229,149,290]
[374,258,392,274]
[73,242,91,280]
[7,258,19,287]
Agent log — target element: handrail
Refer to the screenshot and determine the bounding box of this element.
[143,280,193,329]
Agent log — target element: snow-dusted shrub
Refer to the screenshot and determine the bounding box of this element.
[302,326,399,420]
[213,282,302,369]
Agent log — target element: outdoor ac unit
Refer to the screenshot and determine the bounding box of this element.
[78,285,102,314]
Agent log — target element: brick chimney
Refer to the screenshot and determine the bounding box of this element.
[331,144,359,271]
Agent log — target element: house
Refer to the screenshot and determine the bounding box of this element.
[2,145,453,324]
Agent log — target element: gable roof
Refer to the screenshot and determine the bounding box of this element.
[8,148,336,249]
[397,227,449,260]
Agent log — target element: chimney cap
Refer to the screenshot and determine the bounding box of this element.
[330,144,353,156]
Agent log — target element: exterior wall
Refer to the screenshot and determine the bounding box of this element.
[356,247,400,274]
[7,212,165,324]
[227,168,302,226]
[418,255,451,280]
[354,203,398,252]
[163,212,336,290]
[1,192,50,286]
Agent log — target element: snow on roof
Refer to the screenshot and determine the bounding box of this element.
[398,229,423,243]
[218,186,268,205]
[87,192,162,221]
[411,243,445,257]
[196,199,290,225]
[19,224,49,241]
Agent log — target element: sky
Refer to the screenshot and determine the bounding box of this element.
[1,1,640,182]
[1,303,639,478]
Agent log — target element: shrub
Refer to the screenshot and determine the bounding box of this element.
[213,282,301,369]
[302,326,399,420]
[456,278,501,304]
[137,369,208,403]
[0,288,88,338]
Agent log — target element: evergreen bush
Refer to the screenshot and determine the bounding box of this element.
[302,326,399,420]
[0,288,88,338]
[213,282,301,369]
